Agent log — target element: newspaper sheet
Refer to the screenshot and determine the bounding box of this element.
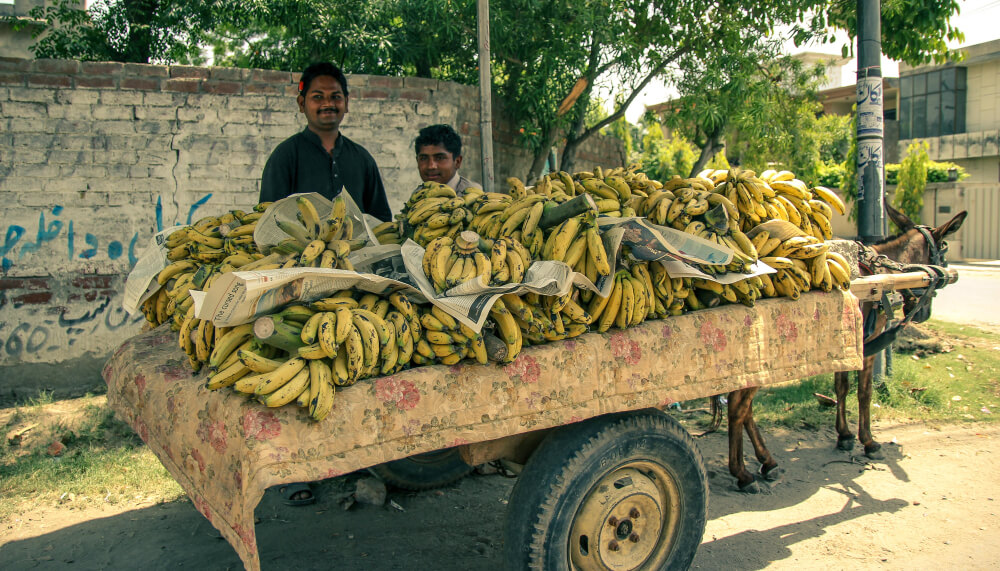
[598,217,775,283]
[400,240,573,332]
[597,217,732,266]
[194,266,425,327]
[122,226,187,315]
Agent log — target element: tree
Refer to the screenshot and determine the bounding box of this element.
[8,0,223,64]
[207,0,477,81]
[638,119,698,182]
[893,141,930,225]
[819,0,965,64]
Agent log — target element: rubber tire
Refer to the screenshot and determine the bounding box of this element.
[368,448,474,491]
[503,409,708,570]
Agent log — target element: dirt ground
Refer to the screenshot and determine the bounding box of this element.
[1,418,998,570]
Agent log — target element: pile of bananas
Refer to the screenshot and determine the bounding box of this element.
[506,165,662,218]
[203,290,423,421]
[411,304,489,366]
[135,161,859,426]
[703,167,845,240]
[422,232,532,293]
[140,196,359,366]
[497,292,590,347]
[751,227,853,300]
[400,182,482,246]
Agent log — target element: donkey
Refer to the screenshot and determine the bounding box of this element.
[713,204,967,492]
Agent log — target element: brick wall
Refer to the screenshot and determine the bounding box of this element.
[0,57,624,395]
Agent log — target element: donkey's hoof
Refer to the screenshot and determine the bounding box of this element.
[837,436,855,451]
[737,478,765,494]
[761,465,784,481]
[864,443,884,460]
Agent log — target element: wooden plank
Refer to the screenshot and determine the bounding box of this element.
[850,269,959,301]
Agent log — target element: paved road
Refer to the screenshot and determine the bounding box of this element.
[930,262,1000,330]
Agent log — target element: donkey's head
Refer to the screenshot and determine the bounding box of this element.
[884,204,967,266]
[882,204,967,321]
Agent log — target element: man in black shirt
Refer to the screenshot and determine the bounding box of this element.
[259,62,392,222]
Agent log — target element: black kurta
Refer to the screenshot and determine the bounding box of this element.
[259,129,392,222]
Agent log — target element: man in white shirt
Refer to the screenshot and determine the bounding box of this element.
[414,124,482,193]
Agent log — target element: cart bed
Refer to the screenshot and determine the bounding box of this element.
[103,290,863,570]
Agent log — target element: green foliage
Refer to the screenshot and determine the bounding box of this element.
[821,0,965,65]
[894,141,931,224]
[705,150,730,171]
[0,398,184,520]
[638,121,698,181]
[885,161,969,185]
[207,0,477,81]
[7,0,219,64]
[816,161,847,188]
[815,113,854,164]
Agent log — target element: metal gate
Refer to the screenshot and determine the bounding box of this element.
[959,184,1000,260]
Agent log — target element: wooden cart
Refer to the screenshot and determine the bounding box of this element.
[101,272,950,571]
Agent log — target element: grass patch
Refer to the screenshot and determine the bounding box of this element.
[711,319,1000,431]
[0,395,185,522]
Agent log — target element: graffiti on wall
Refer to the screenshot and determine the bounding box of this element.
[0,194,214,273]
[0,193,214,365]
[0,291,144,362]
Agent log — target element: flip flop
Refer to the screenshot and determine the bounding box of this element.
[279,483,316,506]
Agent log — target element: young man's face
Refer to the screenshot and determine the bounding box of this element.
[416,143,462,185]
[297,75,348,134]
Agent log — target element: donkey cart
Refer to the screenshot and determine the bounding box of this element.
[103,268,954,570]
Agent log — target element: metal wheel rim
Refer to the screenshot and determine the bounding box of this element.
[569,461,682,570]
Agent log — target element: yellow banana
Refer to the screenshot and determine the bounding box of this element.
[254,356,307,396]
[260,367,310,407]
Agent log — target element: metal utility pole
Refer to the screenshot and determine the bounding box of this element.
[856,0,889,384]
[476,0,496,194]
[855,0,885,243]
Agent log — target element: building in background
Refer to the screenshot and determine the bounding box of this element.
[896,39,1000,260]
[0,0,46,59]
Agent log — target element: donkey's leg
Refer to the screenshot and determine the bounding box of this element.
[834,370,854,450]
[727,388,760,492]
[743,395,782,481]
[856,355,884,459]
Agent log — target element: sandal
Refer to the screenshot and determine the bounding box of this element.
[279,483,316,506]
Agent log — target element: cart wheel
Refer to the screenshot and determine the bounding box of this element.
[368,448,474,491]
[503,409,707,570]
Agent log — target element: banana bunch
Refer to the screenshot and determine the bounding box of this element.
[637,173,758,274]
[688,276,766,309]
[750,227,852,300]
[573,170,641,217]
[411,304,489,366]
[472,193,550,251]
[503,291,590,346]
[272,196,359,270]
[756,170,846,241]
[487,298,522,363]
[400,182,482,246]
[511,166,661,218]
[700,167,846,240]
[142,202,276,334]
[585,263,659,333]
[506,172,576,202]
[483,236,532,286]
[204,289,427,421]
[372,220,402,245]
[648,262,691,317]
[422,231,493,294]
